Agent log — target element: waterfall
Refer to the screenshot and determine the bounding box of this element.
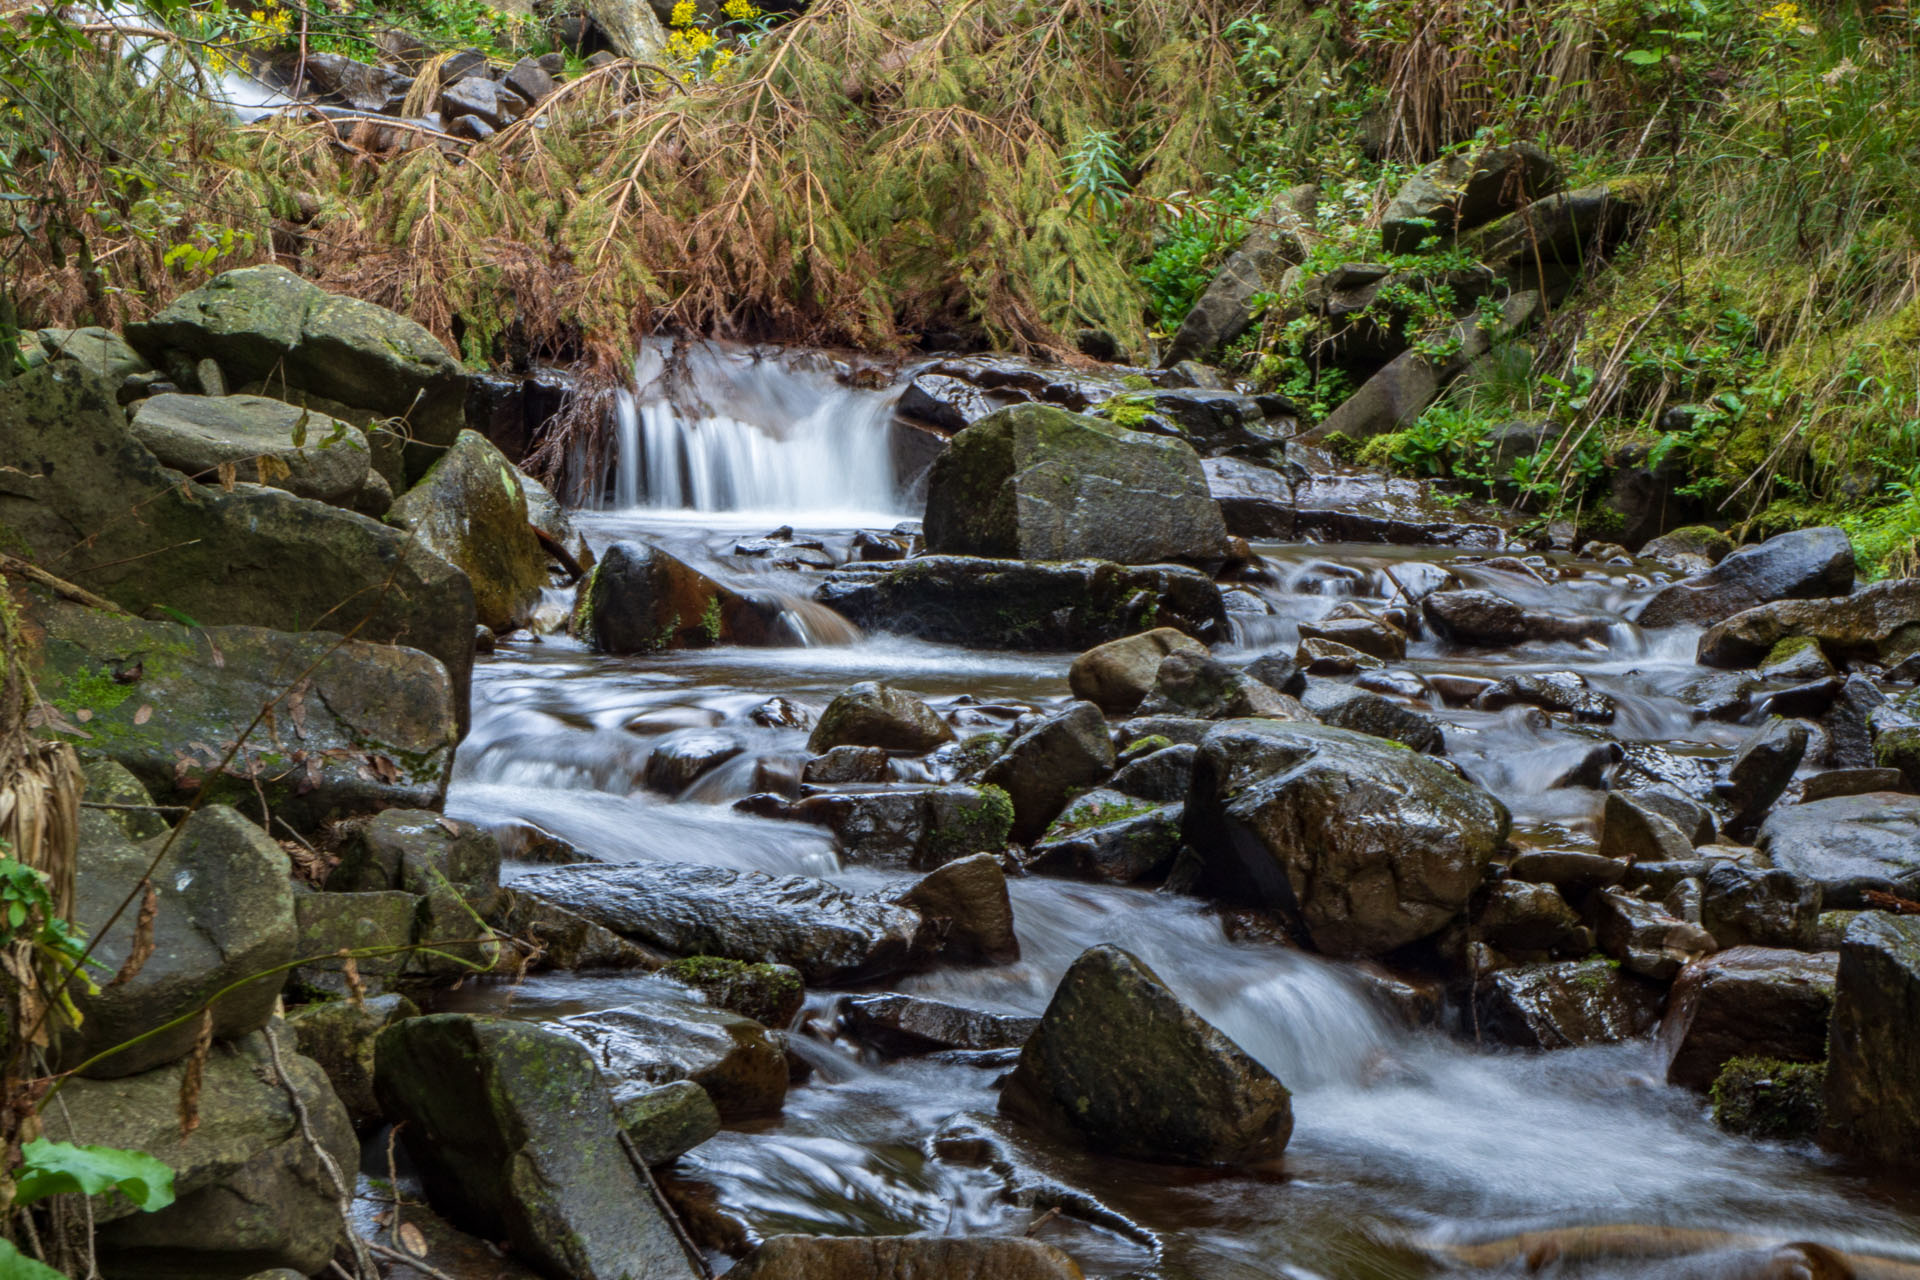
[611,338,907,518]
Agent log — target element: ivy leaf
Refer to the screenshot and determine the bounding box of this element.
[13,1140,176,1212]
[0,1239,67,1280]
[1621,48,1663,65]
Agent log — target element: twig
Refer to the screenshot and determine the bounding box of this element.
[263,1024,377,1280]
[0,553,132,616]
[617,1130,714,1280]
[365,1240,461,1280]
[80,800,192,813]
[531,524,585,585]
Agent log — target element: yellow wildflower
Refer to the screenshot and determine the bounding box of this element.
[722,0,758,22]
[670,0,697,27]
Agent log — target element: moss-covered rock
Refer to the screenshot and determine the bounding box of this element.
[285,993,419,1131]
[1823,912,1920,1168]
[982,701,1116,842]
[387,430,550,632]
[1660,948,1837,1091]
[130,392,375,510]
[571,538,780,653]
[612,1080,720,1167]
[1713,1056,1827,1140]
[923,403,1229,567]
[1698,579,1920,668]
[1474,959,1663,1049]
[663,956,805,1027]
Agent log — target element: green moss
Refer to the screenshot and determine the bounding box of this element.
[922,784,1015,862]
[1043,794,1157,840]
[1711,1056,1826,1140]
[662,956,804,1027]
[52,663,138,719]
[1120,733,1173,760]
[700,595,723,644]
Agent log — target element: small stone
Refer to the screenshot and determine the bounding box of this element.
[808,682,954,754]
[611,1080,720,1166]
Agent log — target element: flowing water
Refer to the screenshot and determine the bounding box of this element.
[441,346,1920,1278]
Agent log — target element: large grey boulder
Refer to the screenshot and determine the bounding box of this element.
[513,862,925,983]
[585,0,668,58]
[130,393,375,509]
[1380,142,1558,253]
[1638,527,1855,629]
[1001,945,1291,1166]
[1698,578,1920,668]
[559,997,788,1120]
[816,556,1228,649]
[27,596,457,833]
[1756,792,1920,907]
[895,851,1020,966]
[729,1236,1086,1280]
[1185,720,1509,957]
[0,366,476,710]
[1161,184,1315,367]
[1660,947,1837,1091]
[56,807,292,1078]
[981,701,1116,841]
[387,429,551,632]
[807,682,953,753]
[1068,627,1210,715]
[923,403,1230,566]
[375,1015,700,1280]
[126,265,467,481]
[572,539,779,652]
[1823,913,1920,1169]
[46,1033,355,1277]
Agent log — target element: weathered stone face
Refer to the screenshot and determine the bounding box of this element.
[923,403,1229,567]
[1660,947,1837,1091]
[572,538,781,653]
[560,997,790,1120]
[130,393,374,508]
[1699,579,1920,668]
[982,701,1116,842]
[1823,913,1920,1170]
[1068,627,1210,715]
[1000,944,1292,1166]
[1637,527,1855,629]
[387,429,551,632]
[1474,960,1662,1050]
[1756,792,1920,907]
[808,681,954,754]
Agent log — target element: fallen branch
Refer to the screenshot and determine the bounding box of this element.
[531,524,585,585]
[0,553,132,616]
[1863,889,1920,916]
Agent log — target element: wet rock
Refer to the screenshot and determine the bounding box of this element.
[1296,636,1383,674]
[57,807,293,1078]
[1698,578,1920,668]
[1474,959,1662,1049]
[1068,627,1210,715]
[503,55,556,104]
[1027,791,1183,883]
[766,784,1012,869]
[1185,720,1510,956]
[1108,742,1197,804]
[808,681,954,753]
[923,403,1230,567]
[840,994,1040,1055]
[1115,715,1220,748]
[1297,608,1409,660]
[85,1035,356,1278]
[817,556,1227,649]
[1598,792,1696,864]
[1205,455,1297,537]
[560,998,788,1120]
[285,994,419,1131]
[1643,524,1733,570]
[1508,849,1629,890]
[1637,527,1854,629]
[289,890,418,998]
[1701,861,1821,949]
[1475,880,1585,953]
[1613,742,1717,803]
[1759,635,1837,683]
[1001,945,1292,1165]
[1822,912,1920,1168]
[802,745,891,784]
[1475,671,1616,723]
[1595,889,1718,980]
[1720,718,1808,835]
[130,392,374,508]
[982,701,1116,841]
[1800,767,1906,802]
[1871,688,1920,789]
[125,265,466,481]
[749,695,814,730]
[1380,141,1558,253]
[1137,651,1306,721]
[1631,787,1718,846]
[660,956,804,1027]
[1243,650,1308,696]
[1298,681,1445,753]
[303,51,412,111]
[375,1015,699,1280]
[646,730,747,792]
[387,430,550,633]
[573,539,778,652]
[2,368,476,708]
[1661,947,1838,1090]
[1130,389,1295,458]
[896,852,1020,965]
[1713,1057,1827,1140]
[1422,589,1611,648]
[438,76,528,128]
[729,1236,1086,1280]
[514,862,925,983]
[613,1079,720,1166]
[488,888,662,972]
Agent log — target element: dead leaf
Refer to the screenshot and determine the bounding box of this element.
[342,952,366,1008]
[107,882,159,989]
[178,1008,214,1138]
[73,708,91,722]
[216,461,238,493]
[133,704,152,725]
[397,1222,428,1257]
[435,817,460,836]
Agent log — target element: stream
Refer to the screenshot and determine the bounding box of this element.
[437,343,1920,1279]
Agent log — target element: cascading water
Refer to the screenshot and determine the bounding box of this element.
[611,338,908,519]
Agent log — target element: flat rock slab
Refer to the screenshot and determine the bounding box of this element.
[1756,792,1920,907]
[130,392,372,506]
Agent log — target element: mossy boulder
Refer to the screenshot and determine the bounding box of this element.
[0,366,476,712]
[1001,944,1292,1166]
[1823,912,1920,1169]
[1659,947,1836,1091]
[807,682,954,754]
[613,1080,720,1167]
[1713,1057,1826,1140]
[387,430,550,632]
[1380,141,1558,253]
[923,403,1230,567]
[571,539,779,653]
[559,997,789,1120]
[982,701,1116,842]
[662,956,805,1027]
[1474,959,1662,1049]
[285,993,420,1131]
[1185,720,1509,957]
[129,393,378,511]
[1698,579,1920,668]
[374,1014,699,1280]
[126,265,467,482]
[25,596,458,833]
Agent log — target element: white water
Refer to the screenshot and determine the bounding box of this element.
[611,338,908,519]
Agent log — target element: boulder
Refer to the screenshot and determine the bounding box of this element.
[802,744,890,784]
[1297,609,1408,660]
[513,862,925,983]
[1461,179,1650,295]
[0,367,476,709]
[729,1236,1086,1280]
[1759,635,1836,684]
[559,997,788,1120]
[1598,792,1695,864]
[1297,682,1445,754]
[1473,880,1584,954]
[1137,651,1307,721]
[646,730,747,792]
[1161,184,1315,367]
[1713,1057,1827,1140]
[1000,945,1291,1165]
[1637,527,1855,629]
[839,994,1039,1056]
[1108,742,1197,804]
[1700,860,1821,949]
[1380,142,1558,253]
[1822,913,1920,1169]
[660,956,804,1027]
[585,0,669,58]
[1027,794,1183,883]
[981,701,1116,841]
[1068,628,1210,715]
[125,265,467,481]
[1185,720,1510,956]
[438,76,528,128]
[1801,767,1906,803]
[488,888,662,972]
[760,785,1012,869]
[896,852,1020,965]
[922,403,1230,567]
[302,51,411,111]
[387,430,551,632]
[1204,455,1297,538]
[288,890,419,998]
[1872,689,1920,788]
[1698,579,1920,668]
[32,325,151,388]
[285,993,419,1131]
[816,556,1227,649]
[1475,671,1616,723]
[1124,389,1296,459]
[56,807,293,1078]
[613,1079,720,1166]
[1643,525,1734,569]
[1720,718,1808,835]
[129,393,374,509]
[1594,889,1717,980]
[375,1015,699,1280]
[808,682,954,753]
[1474,959,1662,1049]
[573,539,779,652]
[330,808,500,903]
[1660,947,1838,1090]
[1421,589,1610,647]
